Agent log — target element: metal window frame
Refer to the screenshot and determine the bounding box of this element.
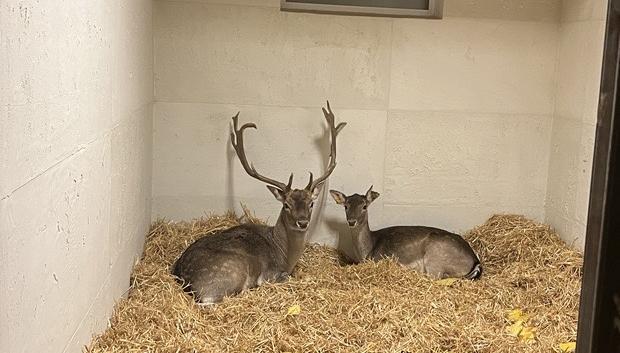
[280,0,444,19]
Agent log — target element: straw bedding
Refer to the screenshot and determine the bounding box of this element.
[87,213,582,353]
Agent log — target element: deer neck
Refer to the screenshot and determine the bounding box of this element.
[271,209,307,273]
[350,220,375,262]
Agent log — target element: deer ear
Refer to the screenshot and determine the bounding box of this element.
[365,185,380,203]
[266,185,286,202]
[311,181,326,200]
[368,191,380,203]
[329,190,346,205]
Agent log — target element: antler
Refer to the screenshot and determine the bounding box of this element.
[231,113,293,191]
[305,100,347,191]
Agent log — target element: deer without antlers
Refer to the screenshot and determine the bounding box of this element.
[173,101,346,304]
[330,186,482,280]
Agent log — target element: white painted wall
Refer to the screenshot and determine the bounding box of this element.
[0,0,606,351]
[0,1,153,352]
[152,0,561,251]
[545,0,608,251]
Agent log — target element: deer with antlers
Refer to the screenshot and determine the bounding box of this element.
[173,102,346,304]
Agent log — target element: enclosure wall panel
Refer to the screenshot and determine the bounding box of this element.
[444,0,560,22]
[154,1,392,110]
[544,0,607,251]
[174,0,562,20]
[389,19,558,114]
[175,0,281,7]
[0,35,8,109]
[383,111,551,229]
[561,0,608,21]
[152,0,562,251]
[0,1,153,353]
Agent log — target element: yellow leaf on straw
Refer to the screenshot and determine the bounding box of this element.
[507,309,528,322]
[505,320,524,337]
[435,278,457,286]
[518,326,537,343]
[559,342,576,352]
[287,304,301,316]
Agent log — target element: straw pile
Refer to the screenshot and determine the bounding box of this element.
[87,213,583,353]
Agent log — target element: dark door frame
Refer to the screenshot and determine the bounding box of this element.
[577,0,620,352]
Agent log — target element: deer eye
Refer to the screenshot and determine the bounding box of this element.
[344,205,349,210]
[309,201,314,208]
[284,204,290,211]
[363,205,368,210]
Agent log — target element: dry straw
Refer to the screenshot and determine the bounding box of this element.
[87,213,582,353]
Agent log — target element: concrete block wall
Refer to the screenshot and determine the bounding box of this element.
[544,0,608,251]
[152,0,561,250]
[0,1,153,352]
[0,1,607,352]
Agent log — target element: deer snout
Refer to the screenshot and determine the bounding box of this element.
[347,220,357,227]
[296,220,309,229]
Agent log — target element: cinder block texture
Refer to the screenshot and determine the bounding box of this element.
[445,0,561,22]
[389,19,558,114]
[154,1,392,110]
[0,1,153,352]
[544,0,607,251]
[152,0,571,250]
[384,111,551,233]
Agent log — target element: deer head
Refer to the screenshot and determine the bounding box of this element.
[231,101,346,231]
[329,185,380,228]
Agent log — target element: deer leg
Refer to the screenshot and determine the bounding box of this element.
[191,264,250,305]
[274,271,290,283]
[423,260,449,279]
[405,258,426,275]
[197,296,220,306]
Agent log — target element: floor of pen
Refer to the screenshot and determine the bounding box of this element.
[87,213,582,353]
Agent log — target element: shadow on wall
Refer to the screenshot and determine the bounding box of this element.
[313,113,357,259]
[226,119,236,212]
[308,117,332,236]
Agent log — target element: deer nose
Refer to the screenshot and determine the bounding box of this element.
[296,220,309,229]
[347,220,357,227]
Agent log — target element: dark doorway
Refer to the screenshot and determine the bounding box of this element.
[576,0,620,352]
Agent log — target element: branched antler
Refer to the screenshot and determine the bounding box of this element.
[305,100,347,191]
[231,113,293,191]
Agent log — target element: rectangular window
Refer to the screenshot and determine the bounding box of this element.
[281,0,443,18]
